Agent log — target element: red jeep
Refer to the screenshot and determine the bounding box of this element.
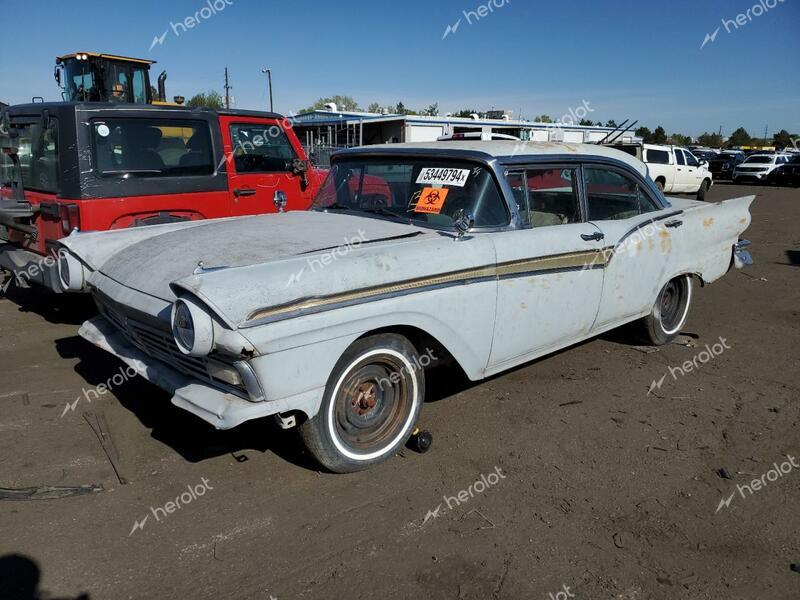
[0,102,324,292]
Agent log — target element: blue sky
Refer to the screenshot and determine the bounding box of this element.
[1,0,798,136]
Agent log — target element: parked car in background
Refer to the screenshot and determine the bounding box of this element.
[708,150,746,180]
[437,132,520,141]
[691,149,718,166]
[58,141,754,472]
[767,154,800,187]
[732,154,792,184]
[0,102,324,292]
[612,143,713,199]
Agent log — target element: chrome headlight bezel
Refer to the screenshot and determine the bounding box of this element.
[58,250,86,292]
[171,297,214,357]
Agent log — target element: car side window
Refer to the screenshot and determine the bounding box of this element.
[675,150,686,166]
[585,168,661,221]
[685,152,700,167]
[229,123,297,173]
[523,168,581,227]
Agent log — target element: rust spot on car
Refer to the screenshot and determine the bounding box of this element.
[739,218,747,224]
[659,230,670,239]
[703,218,714,228]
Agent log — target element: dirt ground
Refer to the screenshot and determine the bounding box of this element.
[1,183,798,600]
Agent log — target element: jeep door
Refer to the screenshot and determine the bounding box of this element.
[220,116,312,216]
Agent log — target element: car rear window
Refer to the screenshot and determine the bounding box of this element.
[645,149,670,164]
[0,117,59,194]
[91,118,214,178]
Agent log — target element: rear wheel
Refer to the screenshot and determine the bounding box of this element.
[299,334,424,473]
[697,179,710,200]
[655,179,665,192]
[638,275,693,345]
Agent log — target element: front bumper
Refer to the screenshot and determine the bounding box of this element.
[79,315,319,430]
[0,243,63,292]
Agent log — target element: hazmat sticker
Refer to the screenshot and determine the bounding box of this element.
[414,188,449,214]
[416,167,470,187]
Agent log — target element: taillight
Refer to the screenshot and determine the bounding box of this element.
[59,203,80,235]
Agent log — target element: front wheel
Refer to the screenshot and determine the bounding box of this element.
[299,334,424,473]
[638,275,693,345]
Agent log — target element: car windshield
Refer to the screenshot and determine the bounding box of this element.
[744,156,773,164]
[311,158,510,229]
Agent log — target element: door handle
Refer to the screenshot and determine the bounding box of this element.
[234,188,256,197]
[665,220,683,228]
[581,232,604,242]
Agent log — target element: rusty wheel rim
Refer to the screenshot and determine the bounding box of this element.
[333,354,412,454]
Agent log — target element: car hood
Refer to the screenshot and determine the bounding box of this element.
[70,212,431,301]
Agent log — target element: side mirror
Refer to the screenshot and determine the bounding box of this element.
[290,158,309,189]
[273,190,287,213]
[452,209,475,240]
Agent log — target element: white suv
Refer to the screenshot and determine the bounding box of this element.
[733,154,792,183]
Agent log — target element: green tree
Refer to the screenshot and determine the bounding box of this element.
[697,132,724,148]
[635,126,653,142]
[422,103,439,116]
[535,114,553,123]
[367,102,381,113]
[187,90,224,109]
[301,95,360,113]
[605,119,618,128]
[772,129,794,150]
[454,109,478,118]
[728,127,752,148]
[579,118,595,126]
[669,133,692,146]
[652,126,668,144]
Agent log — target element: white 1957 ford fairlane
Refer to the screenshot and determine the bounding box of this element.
[58,141,754,472]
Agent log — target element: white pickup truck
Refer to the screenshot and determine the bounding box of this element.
[613,143,714,200]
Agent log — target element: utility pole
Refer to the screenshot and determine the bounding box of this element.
[224,67,231,109]
[261,68,273,112]
[763,124,768,147]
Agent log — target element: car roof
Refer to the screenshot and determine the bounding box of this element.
[342,140,648,176]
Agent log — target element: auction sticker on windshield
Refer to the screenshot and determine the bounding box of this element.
[414,188,449,214]
[416,168,470,187]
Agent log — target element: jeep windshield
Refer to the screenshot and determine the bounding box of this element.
[311,158,510,229]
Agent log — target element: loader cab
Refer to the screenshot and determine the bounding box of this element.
[55,53,154,104]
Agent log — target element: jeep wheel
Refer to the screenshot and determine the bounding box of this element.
[299,334,424,473]
[638,275,693,346]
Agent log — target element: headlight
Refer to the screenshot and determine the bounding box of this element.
[58,250,87,292]
[171,297,214,357]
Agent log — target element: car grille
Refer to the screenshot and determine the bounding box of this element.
[737,167,766,173]
[94,291,246,397]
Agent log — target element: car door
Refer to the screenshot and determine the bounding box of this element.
[219,116,310,216]
[584,165,683,329]
[682,150,705,191]
[672,148,692,192]
[487,166,606,369]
